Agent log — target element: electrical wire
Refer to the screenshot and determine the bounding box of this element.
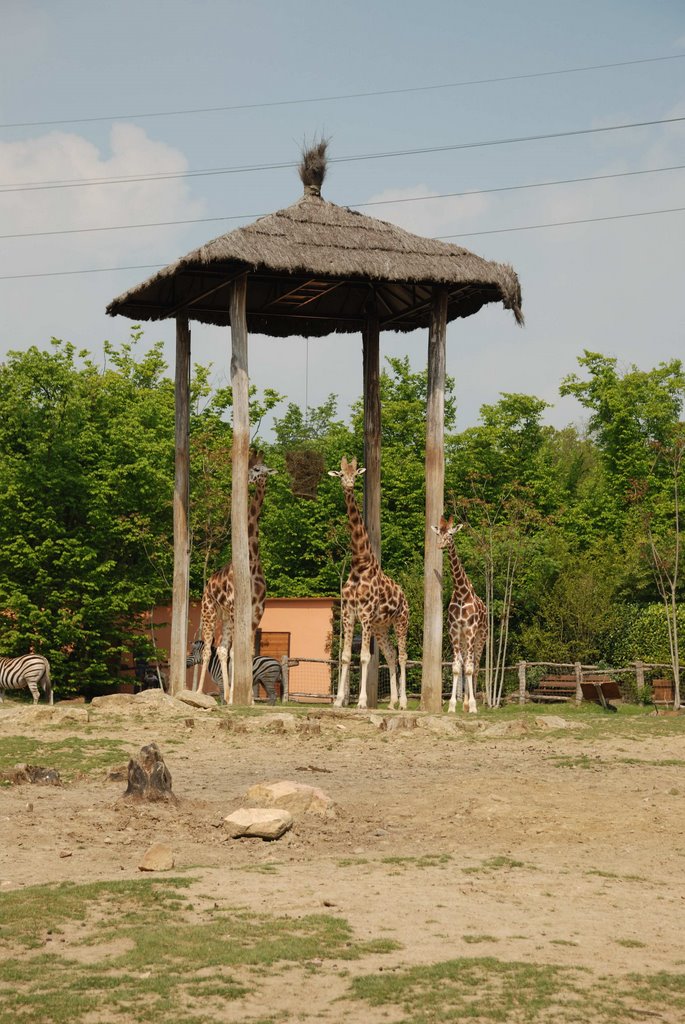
[2,53,683,129]
[1,114,684,193]
[1,205,683,281]
[2,163,683,241]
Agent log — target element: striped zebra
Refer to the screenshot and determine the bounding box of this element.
[0,655,53,705]
[186,640,283,705]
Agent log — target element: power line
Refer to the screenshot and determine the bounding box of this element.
[2,163,684,241]
[439,205,685,238]
[1,205,683,282]
[2,53,683,130]
[2,114,684,194]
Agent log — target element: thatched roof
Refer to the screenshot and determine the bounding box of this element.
[107,145,522,337]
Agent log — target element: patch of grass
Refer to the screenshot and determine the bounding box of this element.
[615,938,647,948]
[0,878,399,1024]
[462,856,528,874]
[350,956,685,1023]
[0,736,129,781]
[463,934,498,944]
[336,857,369,867]
[237,863,281,874]
[380,854,452,870]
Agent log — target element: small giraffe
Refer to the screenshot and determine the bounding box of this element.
[196,451,275,702]
[432,515,488,714]
[329,456,409,710]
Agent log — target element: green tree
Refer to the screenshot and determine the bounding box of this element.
[0,335,176,692]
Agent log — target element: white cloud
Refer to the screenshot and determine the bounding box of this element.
[361,184,488,238]
[0,124,206,273]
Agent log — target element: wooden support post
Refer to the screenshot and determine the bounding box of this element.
[281,656,289,703]
[574,661,583,703]
[363,312,381,708]
[635,660,645,695]
[518,660,527,705]
[421,287,448,713]
[230,275,253,705]
[169,315,191,695]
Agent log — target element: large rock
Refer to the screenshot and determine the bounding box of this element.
[246,780,336,818]
[224,807,293,840]
[91,693,136,708]
[174,689,217,710]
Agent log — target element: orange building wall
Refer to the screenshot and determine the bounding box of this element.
[149,597,336,696]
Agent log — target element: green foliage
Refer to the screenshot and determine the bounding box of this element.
[605,603,685,667]
[0,334,176,691]
[0,334,683,687]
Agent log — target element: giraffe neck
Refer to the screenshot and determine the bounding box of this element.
[343,487,377,570]
[448,539,475,600]
[248,476,267,571]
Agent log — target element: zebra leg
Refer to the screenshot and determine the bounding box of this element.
[28,680,40,704]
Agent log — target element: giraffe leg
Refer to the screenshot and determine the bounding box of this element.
[376,631,398,710]
[334,606,354,707]
[397,621,408,711]
[464,649,478,714]
[357,624,372,710]
[448,651,463,713]
[197,604,217,695]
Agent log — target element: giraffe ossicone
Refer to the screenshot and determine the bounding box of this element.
[432,514,488,714]
[330,455,409,711]
[196,450,275,704]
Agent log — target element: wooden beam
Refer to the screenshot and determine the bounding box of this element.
[169,316,191,695]
[421,287,448,713]
[363,311,381,708]
[230,275,253,705]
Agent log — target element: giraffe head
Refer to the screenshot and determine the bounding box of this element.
[248,449,276,484]
[328,455,365,490]
[431,515,463,550]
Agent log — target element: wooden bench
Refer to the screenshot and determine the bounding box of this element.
[580,677,621,712]
[531,674,577,701]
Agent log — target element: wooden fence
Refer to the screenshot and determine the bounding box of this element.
[283,657,682,707]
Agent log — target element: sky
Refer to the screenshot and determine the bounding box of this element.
[1,0,684,438]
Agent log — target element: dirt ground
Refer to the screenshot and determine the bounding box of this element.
[1,692,685,1022]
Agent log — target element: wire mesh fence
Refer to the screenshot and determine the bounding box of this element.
[285,657,682,707]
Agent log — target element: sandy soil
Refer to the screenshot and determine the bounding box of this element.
[1,693,684,1021]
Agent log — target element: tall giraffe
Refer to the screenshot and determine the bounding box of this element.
[329,456,409,710]
[196,451,275,702]
[432,515,488,714]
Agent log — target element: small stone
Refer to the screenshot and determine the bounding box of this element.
[59,850,72,859]
[138,842,175,872]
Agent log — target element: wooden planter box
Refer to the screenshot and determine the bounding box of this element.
[652,678,675,703]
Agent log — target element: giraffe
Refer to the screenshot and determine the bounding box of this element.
[431,515,488,714]
[196,450,275,703]
[329,456,409,710]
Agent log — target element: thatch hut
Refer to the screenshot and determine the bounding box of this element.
[107,142,522,709]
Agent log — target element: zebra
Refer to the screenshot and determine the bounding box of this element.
[186,640,284,705]
[0,655,53,705]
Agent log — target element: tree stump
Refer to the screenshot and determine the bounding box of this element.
[123,743,176,803]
